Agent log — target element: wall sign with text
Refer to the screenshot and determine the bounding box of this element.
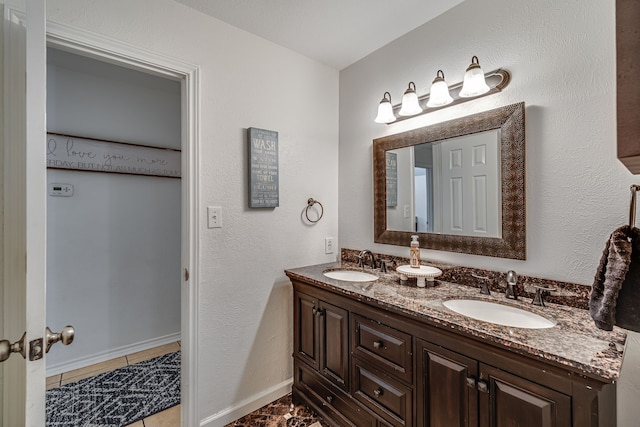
[46,133,181,178]
[248,127,279,208]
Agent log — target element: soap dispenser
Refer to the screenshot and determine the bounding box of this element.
[410,235,420,268]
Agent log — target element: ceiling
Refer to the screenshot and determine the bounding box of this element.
[174,0,464,70]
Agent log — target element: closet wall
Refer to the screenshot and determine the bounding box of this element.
[45,48,182,374]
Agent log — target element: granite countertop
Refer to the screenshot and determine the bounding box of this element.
[285,261,628,382]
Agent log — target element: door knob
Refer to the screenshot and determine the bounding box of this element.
[45,325,75,353]
[0,332,27,363]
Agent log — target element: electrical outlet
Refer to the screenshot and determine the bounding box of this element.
[403,204,411,218]
[207,206,222,228]
[325,237,334,254]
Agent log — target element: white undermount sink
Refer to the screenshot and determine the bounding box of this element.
[323,270,378,282]
[442,299,556,329]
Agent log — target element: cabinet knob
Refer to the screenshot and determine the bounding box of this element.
[466,377,476,389]
[326,395,333,403]
[477,380,489,394]
[373,388,383,397]
[312,306,324,316]
[373,340,383,349]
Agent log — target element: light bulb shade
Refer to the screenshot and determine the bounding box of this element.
[374,92,396,123]
[426,70,453,107]
[398,81,423,116]
[459,56,490,98]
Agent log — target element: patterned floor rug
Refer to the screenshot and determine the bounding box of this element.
[46,350,180,427]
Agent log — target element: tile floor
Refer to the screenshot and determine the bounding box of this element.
[46,341,181,427]
[224,394,326,427]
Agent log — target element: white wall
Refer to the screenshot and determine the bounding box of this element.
[45,48,182,372]
[0,0,340,423]
[339,0,639,422]
[339,0,628,286]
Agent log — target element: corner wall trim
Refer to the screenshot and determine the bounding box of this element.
[199,379,293,427]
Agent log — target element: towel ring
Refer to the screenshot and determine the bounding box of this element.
[306,198,324,223]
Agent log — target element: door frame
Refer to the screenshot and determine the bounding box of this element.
[45,20,200,426]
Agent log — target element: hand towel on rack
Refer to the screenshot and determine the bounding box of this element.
[589,225,640,331]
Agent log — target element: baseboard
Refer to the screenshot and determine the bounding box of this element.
[200,378,293,427]
[46,332,181,376]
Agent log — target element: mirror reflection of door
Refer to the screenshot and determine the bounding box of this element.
[387,129,502,237]
[439,130,501,237]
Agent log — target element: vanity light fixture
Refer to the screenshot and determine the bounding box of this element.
[399,81,423,116]
[374,92,396,124]
[426,70,453,107]
[373,56,510,124]
[459,55,490,98]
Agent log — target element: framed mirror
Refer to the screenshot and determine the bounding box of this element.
[373,102,525,259]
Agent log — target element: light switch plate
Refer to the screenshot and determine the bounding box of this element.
[207,206,222,228]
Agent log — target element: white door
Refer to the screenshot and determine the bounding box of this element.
[1,1,51,426]
[439,130,501,237]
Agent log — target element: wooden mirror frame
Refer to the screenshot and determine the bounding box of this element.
[373,102,526,260]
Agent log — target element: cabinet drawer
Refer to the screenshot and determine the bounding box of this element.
[352,315,412,384]
[296,362,376,427]
[352,359,412,427]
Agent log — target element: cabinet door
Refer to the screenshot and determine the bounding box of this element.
[479,364,571,427]
[294,291,319,370]
[319,300,350,390]
[417,339,478,427]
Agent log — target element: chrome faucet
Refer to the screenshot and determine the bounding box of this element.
[505,270,518,300]
[358,250,378,269]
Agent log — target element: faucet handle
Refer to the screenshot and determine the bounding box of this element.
[531,285,556,307]
[379,258,396,273]
[471,273,491,295]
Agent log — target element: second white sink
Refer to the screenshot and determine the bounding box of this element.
[443,299,556,329]
[323,270,378,282]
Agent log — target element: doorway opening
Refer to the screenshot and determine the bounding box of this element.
[45,20,200,426]
[44,47,182,424]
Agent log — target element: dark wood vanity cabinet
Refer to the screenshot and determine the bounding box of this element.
[290,278,615,427]
[417,339,479,427]
[417,339,572,427]
[294,291,350,390]
[479,364,571,427]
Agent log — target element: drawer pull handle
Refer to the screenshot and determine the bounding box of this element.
[326,395,333,403]
[477,380,489,394]
[373,340,383,349]
[373,388,383,397]
[466,377,476,389]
